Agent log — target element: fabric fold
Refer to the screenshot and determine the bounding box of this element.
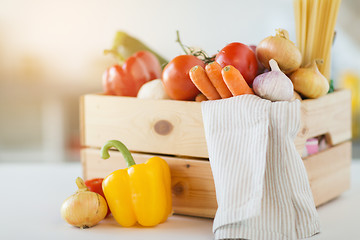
[201,95,320,240]
[201,95,271,233]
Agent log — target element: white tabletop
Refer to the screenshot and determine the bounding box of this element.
[0,161,359,240]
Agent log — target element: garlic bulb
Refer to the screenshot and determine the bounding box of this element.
[253,59,294,101]
[290,60,329,99]
[61,177,108,229]
[256,29,302,74]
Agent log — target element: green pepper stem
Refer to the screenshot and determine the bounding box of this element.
[101,140,136,168]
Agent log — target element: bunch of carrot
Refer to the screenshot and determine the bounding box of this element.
[189,62,254,102]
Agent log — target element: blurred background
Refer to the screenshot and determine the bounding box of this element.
[1,0,359,163]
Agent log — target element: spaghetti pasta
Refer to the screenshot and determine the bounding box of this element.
[294,0,341,80]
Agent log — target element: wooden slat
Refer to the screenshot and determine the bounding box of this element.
[81,90,351,158]
[294,90,352,152]
[310,167,350,207]
[303,141,352,206]
[82,95,208,158]
[82,141,351,218]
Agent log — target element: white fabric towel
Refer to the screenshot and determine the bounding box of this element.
[201,95,320,240]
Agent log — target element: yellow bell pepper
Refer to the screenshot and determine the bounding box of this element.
[101,140,172,227]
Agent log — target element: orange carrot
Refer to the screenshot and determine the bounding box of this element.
[205,62,233,99]
[195,93,208,102]
[189,65,221,100]
[221,65,254,96]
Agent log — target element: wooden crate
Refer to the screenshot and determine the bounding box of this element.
[80,90,352,218]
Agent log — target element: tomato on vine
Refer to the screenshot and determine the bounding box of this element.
[161,31,213,101]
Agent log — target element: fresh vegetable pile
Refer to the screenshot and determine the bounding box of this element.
[102,29,331,102]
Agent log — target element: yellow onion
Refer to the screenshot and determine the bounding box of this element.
[290,60,329,99]
[61,177,108,229]
[256,29,302,74]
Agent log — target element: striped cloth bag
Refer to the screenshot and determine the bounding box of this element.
[201,95,320,240]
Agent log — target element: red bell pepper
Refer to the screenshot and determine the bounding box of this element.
[102,51,162,96]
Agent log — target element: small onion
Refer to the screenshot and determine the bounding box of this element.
[253,59,294,101]
[290,60,329,99]
[137,79,170,100]
[61,177,108,229]
[256,29,302,74]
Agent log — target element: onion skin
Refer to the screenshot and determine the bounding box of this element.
[290,61,329,99]
[291,91,303,101]
[61,177,108,229]
[256,29,302,74]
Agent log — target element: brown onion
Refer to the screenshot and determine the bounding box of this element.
[61,177,108,229]
[290,60,329,99]
[256,29,302,74]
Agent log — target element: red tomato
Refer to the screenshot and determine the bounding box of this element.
[162,55,204,100]
[85,178,111,217]
[102,51,161,96]
[215,42,258,86]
